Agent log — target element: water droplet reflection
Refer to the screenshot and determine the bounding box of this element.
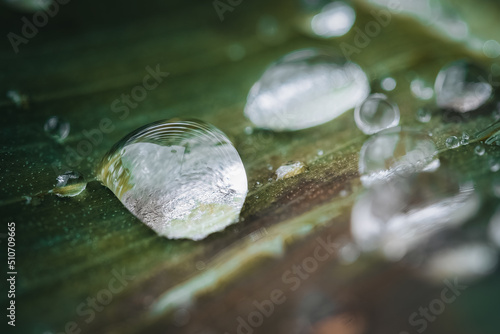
[97,119,248,240]
[44,116,70,142]
[275,161,307,180]
[310,1,356,38]
[244,48,370,131]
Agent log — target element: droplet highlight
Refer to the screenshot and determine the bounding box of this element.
[354,94,400,135]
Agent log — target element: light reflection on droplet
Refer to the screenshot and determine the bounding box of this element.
[354,94,400,135]
[310,1,356,38]
[416,107,432,123]
[474,145,485,156]
[445,136,460,149]
[359,127,439,187]
[351,171,480,259]
[97,119,248,240]
[244,48,370,131]
[434,60,492,113]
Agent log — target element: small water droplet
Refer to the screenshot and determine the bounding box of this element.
[226,44,246,62]
[6,90,29,109]
[267,164,273,171]
[416,107,432,123]
[317,149,324,156]
[97,119,248,240]
[52,171,86,197]
[44,116,70,142]
[460,132,470,145]
[474,145,485,156]
[489,158,500,172]
[359,127,439,187]
[435,60,492,112]
[308,1,356,38]
[354,94,400,135]
[445,136,460,149]
[381,77,397,91]
[483,40,500,58]
[244,48,370,131]
[244,126,254,135]
[275,161,307,180]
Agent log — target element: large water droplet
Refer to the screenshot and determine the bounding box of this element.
[244,48,370,131]
[351,170,480,259]
[44,116,70,142]
[434,60,492,112]
[97,119,248,240]
[354,93,400,135]
[359,127,439,187]
[52,171,86,197]
[445,135,460,149]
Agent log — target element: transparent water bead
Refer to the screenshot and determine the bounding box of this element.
[445,136,460,149]
[416,107,432,123]
[434,60,493,113]
[244,48,370,131]
[354,94,400,135]
[275,161,307,180]
[309,1,356,38]
[97,119,248,240]
[44,116,70,142]
[51,171,87,197]
[351,171,480,259]
[359,127,439,187]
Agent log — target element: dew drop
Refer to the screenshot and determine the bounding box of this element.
[97,119,248,240]
[351,170,480,259]
[460,132,470,145]
[317,149,324,156]
[445,136,460,149]
[434,60,492,113]
[359,127,439,187]
[52,171,86,197]
[44,116,70,142]
[380,77,397,91]
[489,158,500,172]
[275,161,307,180]
[474,145,485,156]
[6,90,29,109]
[244,48,370,131]
[308,1,356,38]
[416,107,432,123]
[483,40,500,59]
[354,94,400,135]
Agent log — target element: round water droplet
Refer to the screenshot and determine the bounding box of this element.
[434,60,492,113]
[359,127,440,187]
[416,107,432,123]
[354,94,400,135]
[351,170,480,259]
[97,119,248,240]
[380,77,397,91]
[445,136,460,149]
[489,158,500,172]
[52,171,86,197]
[244,48,370,131]
[275,161,307,180]
[44,116,70,141]
[308,1,356,38]
[317,149,324,156]
[474,145,485,156]
[483,40,500,59]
